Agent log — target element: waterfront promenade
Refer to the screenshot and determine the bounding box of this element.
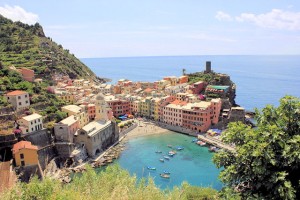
[197,135,235,152]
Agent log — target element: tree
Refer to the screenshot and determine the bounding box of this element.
[213,96,300,199]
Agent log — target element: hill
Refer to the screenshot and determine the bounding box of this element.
[0,14,104,81]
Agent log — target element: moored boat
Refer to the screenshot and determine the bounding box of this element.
[155,151,162,153]
[163,170,171,174]
[160,173,170,178]
[176,146,184,150]
[159,158,164,162]
[164,156,170,160]
[147,166,156,170]
[209,146,220,152]
[167,144,172,148]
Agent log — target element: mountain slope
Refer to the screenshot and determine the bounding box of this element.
[0,15,102,81]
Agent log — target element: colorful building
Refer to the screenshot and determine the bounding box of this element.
[62,105,89,128]
[54,115,79,143]
[12,141,38,167]
[105,95,130,117]
[5,90,30,110]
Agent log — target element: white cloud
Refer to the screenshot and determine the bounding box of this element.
[0,5,38,25]
[235,9,300,30]
[215,11,232,21]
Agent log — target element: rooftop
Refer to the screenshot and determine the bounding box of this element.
[6,90,28,96]
[22,113,42,121]
[59,115,77,126]
[82,121,112,137]
[62,105,82,113]
[12,141,38,153]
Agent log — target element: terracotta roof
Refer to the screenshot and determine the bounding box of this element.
[144,88,153,93]
[6,90,28,96]
[12,141,38,153]
[170,100,187,106]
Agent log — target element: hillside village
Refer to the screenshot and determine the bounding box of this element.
[0,61,246,192]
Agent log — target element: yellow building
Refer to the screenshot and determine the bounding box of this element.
[62,105,88,128]
[140,97,152,117]
[57,93,75,103]
[12,141,38,167]
[150,98,161,120]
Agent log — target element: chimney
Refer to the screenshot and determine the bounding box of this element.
[205,61,211,73]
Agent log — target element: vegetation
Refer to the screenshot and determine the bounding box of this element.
[2,165,219,200]
[213,96,300,199]
[0,14,96,80]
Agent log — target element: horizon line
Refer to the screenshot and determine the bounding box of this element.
[80,54,300,59]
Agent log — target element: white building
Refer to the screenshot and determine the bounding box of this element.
[18,113,43,134]
[5,90,30,110]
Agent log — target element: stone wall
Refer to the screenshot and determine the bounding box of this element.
[22,129,52,148]
[37,145,56,170]
[157,122,196,136]
[55,142,75,158]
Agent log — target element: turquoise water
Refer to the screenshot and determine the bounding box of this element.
[117,132,223,190]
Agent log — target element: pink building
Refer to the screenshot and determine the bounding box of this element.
[163,100,187,126]
[158,95,176,121]
[106,97,131,117]
[182,102,212,133]
[87,104,96,121]
[189,81,206,94]
[211,98,222,124]
[54,115,80,143]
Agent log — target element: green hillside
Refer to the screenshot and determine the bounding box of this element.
[0,14,99,80]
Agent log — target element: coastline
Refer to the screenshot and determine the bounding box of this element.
[124,120,172,140]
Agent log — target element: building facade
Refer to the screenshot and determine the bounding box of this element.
[5,90,30,110]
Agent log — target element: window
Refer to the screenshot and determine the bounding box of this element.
[25,101,28,104]
[21,161,25,166]
[18,96,21,99]
[59,127,63,129]
[20,154,24,159]
[19,102,22,106]
[25,95,27,98]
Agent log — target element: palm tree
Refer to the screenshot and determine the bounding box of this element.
[182,68,186,75]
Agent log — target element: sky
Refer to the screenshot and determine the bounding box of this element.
[0,0,300,58]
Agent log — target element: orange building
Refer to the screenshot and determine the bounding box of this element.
[178,76,188,84]
[12,141,38,167]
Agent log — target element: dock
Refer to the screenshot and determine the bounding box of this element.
[197,135,235,152]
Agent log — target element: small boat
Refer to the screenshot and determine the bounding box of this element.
[169,150,176,155]
[209,146,220,152]
[176,146,184,150]
[164,156,170,160]
[147,166,156,170]
[159,158,164,162]
[163,170,171,174]
[155,151,162,153]
[160,173,170,179]
[168,153,174,157]
[167,144,172,148]
[192,139,198,143]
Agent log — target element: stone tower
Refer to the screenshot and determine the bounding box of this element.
[205,61,211,73]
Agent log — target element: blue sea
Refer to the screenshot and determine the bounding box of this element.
[81,55,300,111]
[81,55,300,190]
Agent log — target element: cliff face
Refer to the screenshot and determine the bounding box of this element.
[0,15,101,81]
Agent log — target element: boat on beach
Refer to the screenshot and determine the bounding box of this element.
[197,141,206,146]
[209,146,220,152]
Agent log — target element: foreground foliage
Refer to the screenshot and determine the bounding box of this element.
[214,96,300,199]
[3,165,219,200]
